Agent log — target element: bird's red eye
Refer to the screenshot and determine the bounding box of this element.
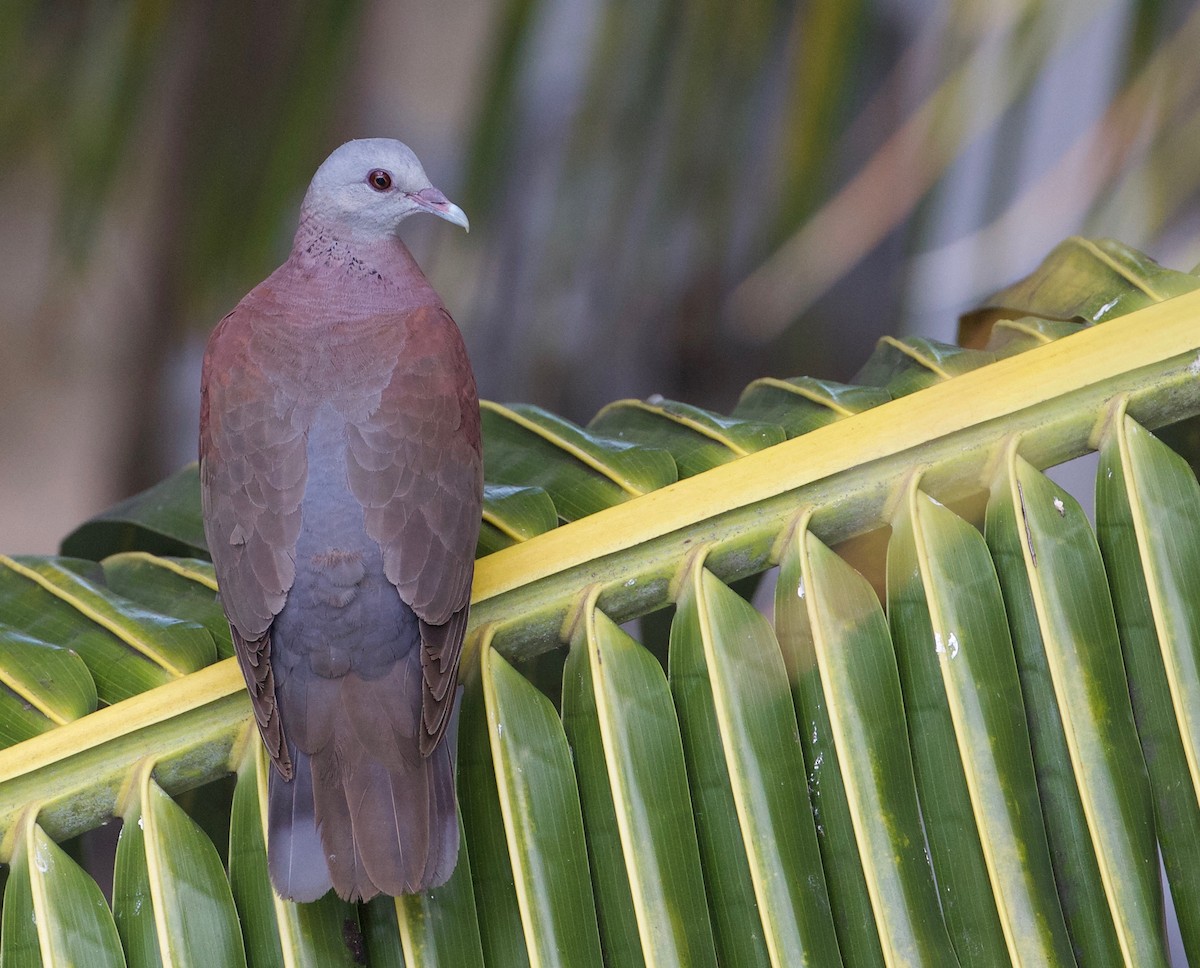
[367,169,393,191]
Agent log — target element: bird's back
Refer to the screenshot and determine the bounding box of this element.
[201,232,481,901]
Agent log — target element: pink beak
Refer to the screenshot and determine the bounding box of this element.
[408,187,470,232]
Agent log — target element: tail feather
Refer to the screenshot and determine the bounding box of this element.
[267,745,333,903]
[422,738,460,888]
[310,750,370,901]
[422,687,463,887]
[347,755,432,895]
[334,710,459,898]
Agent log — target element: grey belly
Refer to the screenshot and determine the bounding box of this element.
[273,403,418,681]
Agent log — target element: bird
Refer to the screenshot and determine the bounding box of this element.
[199,138,481,902]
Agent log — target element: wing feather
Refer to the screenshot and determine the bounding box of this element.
[343,306,481,756]
[200,308,307,778]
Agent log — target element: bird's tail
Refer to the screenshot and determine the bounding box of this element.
[267,689,462,902]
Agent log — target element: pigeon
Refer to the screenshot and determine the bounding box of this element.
[199,138,481,901]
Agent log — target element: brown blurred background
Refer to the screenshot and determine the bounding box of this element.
[4,0,1200,553]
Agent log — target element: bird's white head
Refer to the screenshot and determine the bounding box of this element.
[300,138,469,240]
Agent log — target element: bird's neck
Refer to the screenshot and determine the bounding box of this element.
[274,214,441,315]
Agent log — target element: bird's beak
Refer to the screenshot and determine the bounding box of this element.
[409,187,470,232]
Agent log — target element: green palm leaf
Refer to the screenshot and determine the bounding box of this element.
[2,240,1200,964]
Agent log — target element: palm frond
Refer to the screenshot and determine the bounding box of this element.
[2,241,1200,963]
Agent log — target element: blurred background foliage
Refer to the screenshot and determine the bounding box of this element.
[2,0,1200,553]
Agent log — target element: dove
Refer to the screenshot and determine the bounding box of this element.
[199,138,481,901]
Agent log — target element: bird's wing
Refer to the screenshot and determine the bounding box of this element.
[200,307,307,777]
[344,304,482,755]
